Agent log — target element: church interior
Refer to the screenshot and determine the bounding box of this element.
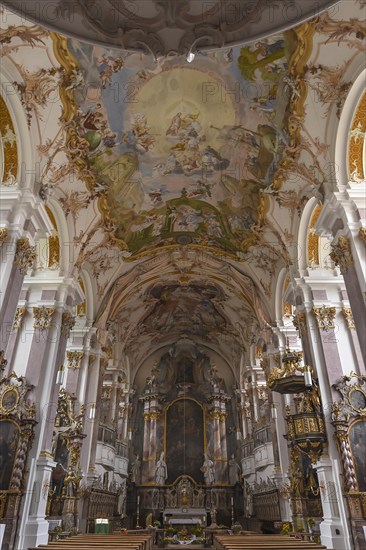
[0,1,365,549]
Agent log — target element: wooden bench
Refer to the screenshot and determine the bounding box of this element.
[28,533,153,550]
[214,534,330,550]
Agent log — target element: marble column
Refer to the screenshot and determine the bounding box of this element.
[140,392,160,484]
[208,391,230,483]
[330,237,366,366]
[13,281,79,550]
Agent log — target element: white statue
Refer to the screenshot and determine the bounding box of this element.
[245,482,254,516]
[201,453,215,485]
[131,454,141,484]
[156,452,168,485]
[117,479,127,517]
[228,454,241,485]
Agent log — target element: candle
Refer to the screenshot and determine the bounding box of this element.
[137,495,140,505]
[231,497,234,506]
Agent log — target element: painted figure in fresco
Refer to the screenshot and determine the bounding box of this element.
[201,453,215,485]
[228,455,241,485]
[131,454,141,484]
[156,452,168,485]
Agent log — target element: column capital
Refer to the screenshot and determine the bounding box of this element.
[312,305,336,331]
[13,306,27,329]
[14,237,36,275]
[341,307,355,330]
[330,235,353,273]
[359,226,366,242]
[292,311,307,334]
[0,227,9,246]
[33,305,56,329]
[66,350,84,369]
[61,311,76,338]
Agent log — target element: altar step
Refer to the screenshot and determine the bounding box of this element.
[28,533,153,550]
[214,533,332,550]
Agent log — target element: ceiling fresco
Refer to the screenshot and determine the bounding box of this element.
[60,30,301,259]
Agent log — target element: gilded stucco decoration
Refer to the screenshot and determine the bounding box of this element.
[359,226,366,243]
[14,238,36,275]
[45,207,60,269]
[12,307,27,330]
[312,306,336,331]
[0,371,37,528]
[292,311,307,335]
[0,95,18,184]
[61,312,76,338]
[342,308,355,331]
[332,372,366,520]
[66,351,84,369]
[307,204,322,267]
[330,235,354,273]
[348,90,366,182]
[282,276,292,317]
[33,306,55,330]
[0,228,9,246]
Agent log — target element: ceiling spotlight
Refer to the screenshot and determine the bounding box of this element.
[186,51,195,63]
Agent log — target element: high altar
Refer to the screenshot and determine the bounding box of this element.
[126,339,241,527]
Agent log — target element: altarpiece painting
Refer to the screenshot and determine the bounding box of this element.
[165,399,204,484]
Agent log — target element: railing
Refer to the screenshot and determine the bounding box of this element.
[115,439,128,458]
[253,425,271,449]
[97,423,116,446]
[242,438,254,457]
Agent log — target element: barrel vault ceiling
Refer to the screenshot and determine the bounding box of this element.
[1,1,365,367]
